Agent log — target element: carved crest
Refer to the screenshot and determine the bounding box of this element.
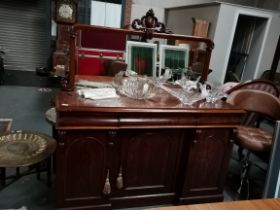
[131,9,168,34]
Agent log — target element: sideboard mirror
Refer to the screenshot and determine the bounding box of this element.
[63,23,214,91]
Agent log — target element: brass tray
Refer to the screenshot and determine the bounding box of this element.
[0,131,56,167]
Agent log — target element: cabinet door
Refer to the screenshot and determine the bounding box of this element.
[111,130,183,208]
[55,130,112,209]
[179,128,234,204]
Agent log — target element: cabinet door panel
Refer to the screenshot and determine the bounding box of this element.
[55,131,110,208]
[179,128,233,203]
[65,137,106,197]
[119,130,183,195]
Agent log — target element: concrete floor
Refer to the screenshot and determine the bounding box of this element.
[0,71,267,210]
[0,173,54,210]
[0,70,58,209]
[0,83,57,210]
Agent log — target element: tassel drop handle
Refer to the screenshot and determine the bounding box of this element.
[116,166,124,189]
[103,169,111,195]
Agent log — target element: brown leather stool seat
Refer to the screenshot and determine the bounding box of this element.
[235,126,273,152]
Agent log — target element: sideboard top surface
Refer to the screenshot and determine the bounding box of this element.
[56,76,244,115]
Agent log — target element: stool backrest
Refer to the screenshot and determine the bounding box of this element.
[226,80,280,125]
[226,79,279,97]
[227,89,280,120]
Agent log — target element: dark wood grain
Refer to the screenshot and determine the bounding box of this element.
[54,77,245,210]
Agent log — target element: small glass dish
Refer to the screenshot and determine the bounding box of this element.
[205,86,227,103]
[113,72,156,100]
[160,84,205,105]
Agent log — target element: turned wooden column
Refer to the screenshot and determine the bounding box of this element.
[53,0,78,76]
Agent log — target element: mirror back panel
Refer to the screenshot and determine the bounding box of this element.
[63,24,214,91]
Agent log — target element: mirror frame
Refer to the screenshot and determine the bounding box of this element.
[62,24,214,91]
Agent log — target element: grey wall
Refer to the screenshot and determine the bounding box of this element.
[165,4,220,38]
[131,0,280,25]
[132,0,258,9]
[257,0,280,10]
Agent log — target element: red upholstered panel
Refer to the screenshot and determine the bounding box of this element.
[78,57,105,76]
[77,49,124,76]
[81,29,126,51]
[79,49,124,59]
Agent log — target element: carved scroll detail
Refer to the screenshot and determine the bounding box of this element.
[131,9,170,35]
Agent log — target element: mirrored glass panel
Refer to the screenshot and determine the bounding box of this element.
[64,24,213,91]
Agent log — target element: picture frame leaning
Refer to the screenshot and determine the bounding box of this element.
[126,41,157,77]
[159,44,190,74]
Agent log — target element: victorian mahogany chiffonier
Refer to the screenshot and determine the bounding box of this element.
[54,19,245,210]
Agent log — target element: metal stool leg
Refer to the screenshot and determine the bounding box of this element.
[35,158,52,187]
[16,167,20,178]
[0,167,6,187]
[238,151,251,199]
[36,163,41,180]
[238,146,244,161]
[46,157,52,187]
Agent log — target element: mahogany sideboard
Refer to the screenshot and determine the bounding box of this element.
[54,76,245,210]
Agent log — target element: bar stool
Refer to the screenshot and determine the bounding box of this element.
[45,107,56,125]
[45,107,57,173]
[227,89,280,199]
[0,130,56,188]
[0,118,13,187]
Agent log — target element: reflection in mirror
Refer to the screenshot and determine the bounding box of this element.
[77,29,127,76]
[65,24,214,91]
[75,28,208,80]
